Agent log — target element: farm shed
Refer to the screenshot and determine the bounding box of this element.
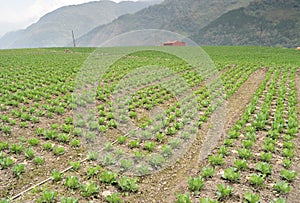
[163,40,186,46]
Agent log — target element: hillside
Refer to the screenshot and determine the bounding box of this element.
[193,0,300,47]
[77,0,252,46]
[0,0,158,49]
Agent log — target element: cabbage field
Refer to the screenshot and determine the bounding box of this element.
[0,46,299,202]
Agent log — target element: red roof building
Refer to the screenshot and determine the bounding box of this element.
[163,40,186,46]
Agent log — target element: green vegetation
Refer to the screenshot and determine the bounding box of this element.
[52,170,63,182]
[201,167,215,178]
[244,191,260,203]
[216,184,232,200]
[273,181,291,194]
[37,190,58,203]
[106,192,123,203]
[65,176,80,189]
[188,176,204,195]
[80,181,99,197]
[100,170,118,184]
[0,47,299,202]
[175,193,192,203]
[117,176,138,192]
[222,168,240,182]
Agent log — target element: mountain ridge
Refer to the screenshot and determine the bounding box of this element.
[77,0,252,46]
[0,0,159,49]
[193,0,300,47]
[1,0,298,48]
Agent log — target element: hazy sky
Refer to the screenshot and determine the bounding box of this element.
[0,0,126,37]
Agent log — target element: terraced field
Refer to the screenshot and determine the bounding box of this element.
[0,46,299,203]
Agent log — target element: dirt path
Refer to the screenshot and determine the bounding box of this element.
[126,67,267,203]
[287,69,300,203]
[199,68,267,160]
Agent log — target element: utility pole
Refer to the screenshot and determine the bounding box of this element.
[72,30,76,47]
[259,23,263,47]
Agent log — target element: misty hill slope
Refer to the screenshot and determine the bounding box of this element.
[77,0,252,46]
[193,0,300,47]
[0,0,157,49]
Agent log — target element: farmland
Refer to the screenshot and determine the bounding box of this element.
[0,46,299,202]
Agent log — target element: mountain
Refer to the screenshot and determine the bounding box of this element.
[0,30,25,49]
[77,0,252,46]
[0,0,159,49]
[193,0,300,47]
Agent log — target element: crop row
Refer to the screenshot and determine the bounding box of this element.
[176,67,299,202]
[1,49,260,202]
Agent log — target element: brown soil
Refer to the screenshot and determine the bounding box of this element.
[0,111,84,198]
[189,68,292,202]
[124,67,267,203]
[286,70,300,203]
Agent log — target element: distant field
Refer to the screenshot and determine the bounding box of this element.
[0,46,299,202]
